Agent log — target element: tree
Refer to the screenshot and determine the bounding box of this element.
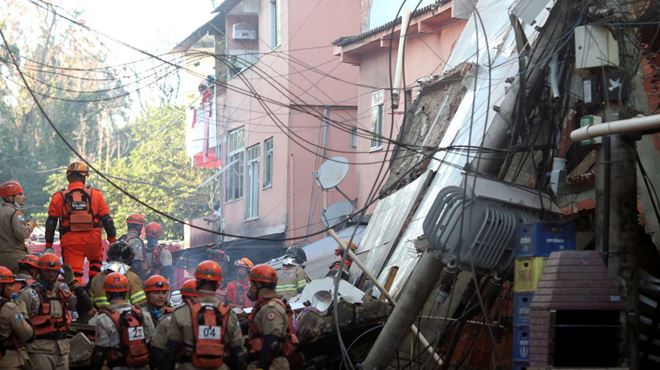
[43,105,212,239]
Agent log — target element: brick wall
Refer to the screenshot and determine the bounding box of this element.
[528,250,624,367]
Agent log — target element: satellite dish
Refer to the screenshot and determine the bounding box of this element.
[316,156,349,190]
[321,200,354,228]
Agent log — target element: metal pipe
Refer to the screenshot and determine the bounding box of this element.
[391,8,412,110]
[328,230,443,368]
[570,114,660,142]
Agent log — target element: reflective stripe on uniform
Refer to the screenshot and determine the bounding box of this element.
[92,296,110,308]
[276,284,297,295]
[130,290,146,305]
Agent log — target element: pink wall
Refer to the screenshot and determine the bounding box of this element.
[346,17,466,211]
[218,0,360,243]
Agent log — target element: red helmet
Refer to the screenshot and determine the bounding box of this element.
[144,275,170,292]
[180,279,197,298]
[104,272,129,293]
[249,264,278,284]
[38,253,62,271]
[18,254,39,270]
[126,213,146,226]
[195,260,222,282]
[0,181,23,199]
[145,222,162,238]
[234,257,254,270]
[0,266,15,284]
[66,161,89,177]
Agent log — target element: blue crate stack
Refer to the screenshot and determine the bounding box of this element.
[512,222,576,367]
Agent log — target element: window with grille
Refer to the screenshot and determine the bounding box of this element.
[263,137,273,188]
[245,144,260,219]
[371,90,384,149]
[226,128,244,201]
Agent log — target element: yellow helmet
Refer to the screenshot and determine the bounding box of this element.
[66,161,89,177]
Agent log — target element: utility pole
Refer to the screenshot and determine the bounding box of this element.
[589,1,648,368]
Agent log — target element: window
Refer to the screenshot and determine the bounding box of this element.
[226,128,244,201]
[270,0,280,48]
[351,127,357,148]
[371,90,384,149]
[245,144,260,219]
[263,137,273,188]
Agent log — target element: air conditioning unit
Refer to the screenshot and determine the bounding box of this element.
[232,23,257,40]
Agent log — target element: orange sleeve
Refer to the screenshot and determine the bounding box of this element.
[92,189,110,217]
[226,282,236,304]
[47,192,63,217]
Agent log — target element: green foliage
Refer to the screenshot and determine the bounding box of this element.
[42,105,212,239]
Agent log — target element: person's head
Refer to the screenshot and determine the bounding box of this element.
[0,180,25,206]
[247,264,278,301]
[144,275,170,308]
[234,257,254,280]
[103,272,128,302]
[194,260,222,292]
[38,253,62,286]
[18,254,40,278]
[106,241,135,264]
[0,266,18,299]
[126,213,146,234]
[66,161,89,184]
[180,279,197,300]
[284,246,307,267]
[145,222,162,248]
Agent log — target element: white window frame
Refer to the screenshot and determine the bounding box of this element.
[269,0,281,48]
[370,90,384,150]
[263,137,273,188]
[225,128,244,202]
[245,144,260,220]
[350,127,358,148]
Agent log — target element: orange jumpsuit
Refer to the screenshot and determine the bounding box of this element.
[45,181,116,282]
[226,278,252,308]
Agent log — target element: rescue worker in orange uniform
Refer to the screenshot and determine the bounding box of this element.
[144,275,173,324]
[18,253,90,370]
[0,265,34,369]
[151,260,246,370]
[149,279,197,362]
[208,249,230,302]
[144,222,174,284]
[0,180,36,272]
[226,257,254,308]
[90,241,146,308]
[45,162,117,283]
[247,264,299,370]
[90,272,154,370]
[123,213,148,279]
[15,254,39,289]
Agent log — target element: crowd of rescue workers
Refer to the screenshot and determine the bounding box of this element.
[0,162,333,370]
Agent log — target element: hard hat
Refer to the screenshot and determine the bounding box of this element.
[103,272,129,293]
[66,161,89,177]
[107,241,135,263]
[195,260,222,282]
[249,264,278,285]
[180,279,197,298]
[0,266,15,284]
[284,246,307,265]
[38,253,62,271]
[18,254,39,270]
[144,275,170,292]
[0,180,23,199]
[234,257,254,270]
[145,222,162,238]
[126,213,146,226]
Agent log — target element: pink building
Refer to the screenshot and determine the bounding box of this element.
[200,0,362,253]
[333,0,467,208]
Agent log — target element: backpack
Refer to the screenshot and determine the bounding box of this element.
[59,187,98,232]
[103,306,150,368]
[189,299,230,368]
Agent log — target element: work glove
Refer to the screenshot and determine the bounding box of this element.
[62,263,79,289]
